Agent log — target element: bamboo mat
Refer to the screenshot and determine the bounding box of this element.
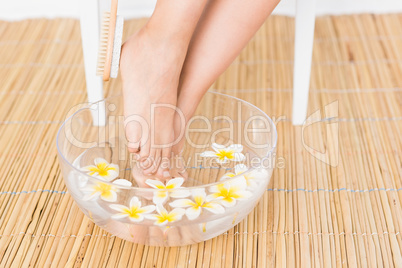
[0,14,402,267]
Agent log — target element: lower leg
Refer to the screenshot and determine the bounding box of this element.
[173,0,280,150]
[121,0,207,186]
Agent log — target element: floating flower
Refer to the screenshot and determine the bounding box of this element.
[109,197,155,222]
[200,143,245,164]
[145,177,190,204]
[145,204,185,226]
[81,158,119,181]
[112,178,132,187]
[209,178,252,207]
[169,189,225,220]
[221,164,257,188]
[82,181,118,202]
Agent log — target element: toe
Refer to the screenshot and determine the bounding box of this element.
[138,138,151,162]
[125,118,143,153]
[143,148,161,175]
[156,148,172,178]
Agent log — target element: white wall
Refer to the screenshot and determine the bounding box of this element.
[1,0,402,20]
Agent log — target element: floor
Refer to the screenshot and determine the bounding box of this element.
[0,14,401,267]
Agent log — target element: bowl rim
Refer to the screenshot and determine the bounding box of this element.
[56,91,278,191]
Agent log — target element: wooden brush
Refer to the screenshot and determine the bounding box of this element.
[96,0,124,81]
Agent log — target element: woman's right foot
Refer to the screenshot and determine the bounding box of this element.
[121,27,186,187]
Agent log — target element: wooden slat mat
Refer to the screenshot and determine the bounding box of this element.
[1,14,402,267]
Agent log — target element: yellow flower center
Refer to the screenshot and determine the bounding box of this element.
[124,207,146,219]
[88,162,116,177]
[166,184,175,189]
[156,191,168,198]
[215,150,234,161]
[156,212,176,223]
[213,184,241,202]
[192,196,205,209]
[94,182,113,194]
[155,184,175,190]
[226,171,253,185]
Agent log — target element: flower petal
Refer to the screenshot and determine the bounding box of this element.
[236,190,253,200]
[170,208,185,220]
[145,179,165,189]
[128,214,144,222]
[144,214,158,220]
[229,177,248,189]
[169,199,195,208]
[211,143,226,151]
[101,169,119,181]
[80,165,97,172]
[216,157,229,164]
[227,144,243,153]
[170,189,191,198]
[253,169,269,180]
[166,177,184,188]
[109,204,128,212]
[191,188,206,199]
[153,191,168,204]
[156,204,168,215]
[185,207,201,220]
[100,190,117,202]
[206,194,220,202]
[200,151,217,157]
[234,164,248,174]
[129,196,141,208]
[141,205,156,214]
[220,197,237,207]
[113,179,132,187]
[155,219,169,226]
[220,172,236,181]
[111,213,128,220]
[108,163,119,172]
[203,202,225,214]
[209,184,221,194]
[94,158,109,165]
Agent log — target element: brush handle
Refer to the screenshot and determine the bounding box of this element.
[103,0,118,81]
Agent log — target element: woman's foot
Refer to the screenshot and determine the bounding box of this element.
[121,27,185,186]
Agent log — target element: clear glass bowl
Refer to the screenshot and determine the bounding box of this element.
[56,92,277,246]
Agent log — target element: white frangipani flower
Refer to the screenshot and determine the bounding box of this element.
[145,177,190,204]
[82,181,118,202]
[81,178,132,202]
[200,143,245,164]
[220,164,258,188]
[81,158,119,181]
[209,178,252,207]
[169,189,225,220]
[109,197,155,222]
[145,204,185,226]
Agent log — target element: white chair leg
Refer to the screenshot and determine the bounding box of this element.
[80,0,105,126]
[292,0,316,125]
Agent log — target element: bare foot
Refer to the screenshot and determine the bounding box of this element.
[121,27,185,186]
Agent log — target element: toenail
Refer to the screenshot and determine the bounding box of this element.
[163,171,170,178]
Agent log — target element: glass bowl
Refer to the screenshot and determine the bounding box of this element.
[56,92,277,246]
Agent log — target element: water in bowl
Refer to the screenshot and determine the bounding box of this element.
[66,144,270,246]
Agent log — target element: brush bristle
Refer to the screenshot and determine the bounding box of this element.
[96,12,111,76]
[110,16,124,78]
